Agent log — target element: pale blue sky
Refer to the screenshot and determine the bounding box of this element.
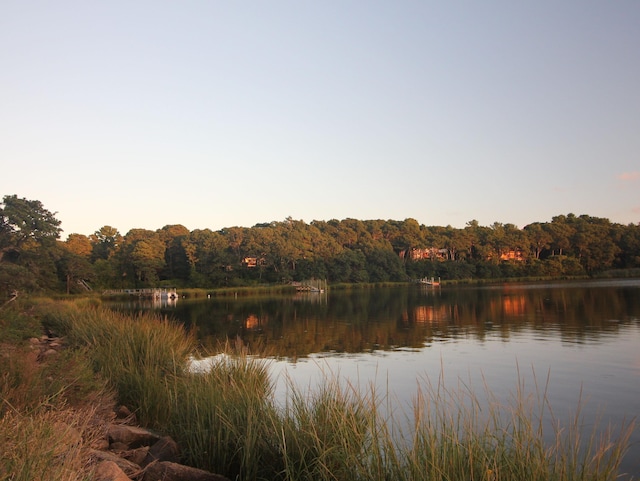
[2,1,639,238]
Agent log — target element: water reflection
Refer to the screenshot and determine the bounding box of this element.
[108,279,640,358]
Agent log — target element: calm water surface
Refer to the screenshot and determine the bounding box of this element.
[111,279,640,475]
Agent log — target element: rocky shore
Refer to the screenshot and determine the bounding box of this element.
[28,334,231,481]
[92,405,230,481]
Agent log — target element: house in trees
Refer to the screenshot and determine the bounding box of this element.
[499,249,525,261]
[242,256,265,268]
[409,247,448,261]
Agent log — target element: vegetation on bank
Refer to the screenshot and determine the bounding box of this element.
[1,299,635,481]
[2,194,640,298]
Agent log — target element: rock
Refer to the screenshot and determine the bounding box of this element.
[143,461,231,481]
[110,442,129,452]
[92,438,111,451]
[90,449,142,478]
[93,460,134,481]
[39,348,58,358]
[116,405,133,418]
[142,436,180,466]
[108,424,161,449]
[121,446,150,466]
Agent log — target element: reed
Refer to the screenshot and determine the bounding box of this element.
[166,352,280,479]
[275,375,372,481]
[0,406,101,481]
[40,302,195,427]
[179,285,298,299]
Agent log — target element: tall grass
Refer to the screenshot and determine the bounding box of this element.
[1,301,114,481]
[0,404,105,481]
[267,368,634,481]
[40,302,195,428]
[17,300,634,481]
[166,351,280,479]
[276,375,372,481]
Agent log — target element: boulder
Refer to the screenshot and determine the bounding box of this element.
[116,405,137,423]
[108,424,161,449]
[121,446,150,466]
[90,449,141,478]
[110,442,129,452]
[142,436,181,466]
[143,461,231,481]
[93,460,134,481]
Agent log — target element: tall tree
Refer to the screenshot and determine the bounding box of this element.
[117,229,166,286]
[158,224,191,282]
[0,195,61,262]
[90,225,122,261]
[0,195,62,294]
[524,222,552,259]
[64,233,93,258]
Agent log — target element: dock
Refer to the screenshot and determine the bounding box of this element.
[102,287,179,299]
[291,279,327,293]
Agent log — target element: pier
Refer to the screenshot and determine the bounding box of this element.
[291,279,327,293]
[102,287,179,299]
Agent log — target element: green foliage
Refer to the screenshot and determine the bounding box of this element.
[0,195,62,295]
[0,305,42,344]
[4,193,640,293]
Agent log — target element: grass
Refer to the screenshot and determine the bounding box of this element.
[1,301,115,481]
[178,285,298,299]
[1,298,636,480]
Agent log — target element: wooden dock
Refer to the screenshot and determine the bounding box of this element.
[102,287,179,299]
[291,279,327,293]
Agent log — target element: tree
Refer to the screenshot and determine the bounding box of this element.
[0,195,61,262]
[65,233,93,258]
[615,223,640,268]
[548,215,575,256]
[158,225,191,282]
[443,226,472,261]
[117,229,166,286]
[187,229,232,286]
[524,223,552,259]
[365,248,406,282]
[327,250,368,283]
[90,226,122,261]
[0,195,62,293]
[57,245,94,294]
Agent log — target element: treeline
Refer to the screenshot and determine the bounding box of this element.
[1,194,639,294]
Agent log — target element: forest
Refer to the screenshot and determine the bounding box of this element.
[1,194,640,294]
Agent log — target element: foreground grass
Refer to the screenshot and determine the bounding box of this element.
[1,301,114,481]
[2,299,635,480]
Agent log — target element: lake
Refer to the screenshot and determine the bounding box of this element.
[109,279,640,476]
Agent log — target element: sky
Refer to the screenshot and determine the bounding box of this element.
[1,1,639,239]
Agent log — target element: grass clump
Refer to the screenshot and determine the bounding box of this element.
[0,404,107,481]
[277,376,371,481]
[167,351,279,479]
[39,301,195,428]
